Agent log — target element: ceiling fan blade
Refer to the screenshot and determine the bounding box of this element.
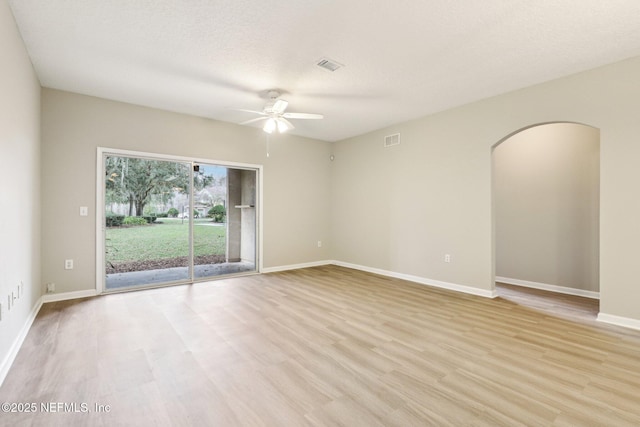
[279,117,295,130]
[234,108,267,115]
[282,112,324,120]
[240,117,269,125]
[272,99,289,114]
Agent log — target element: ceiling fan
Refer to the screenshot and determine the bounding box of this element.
[239,90,324,134]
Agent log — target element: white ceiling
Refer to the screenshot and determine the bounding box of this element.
[8,0,640,142]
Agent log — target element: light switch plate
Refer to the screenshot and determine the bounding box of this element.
[80,206,88,216]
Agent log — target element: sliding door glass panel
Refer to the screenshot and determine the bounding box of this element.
[104,155,191,290]
[192,164,227,279]
[194,165,257,280]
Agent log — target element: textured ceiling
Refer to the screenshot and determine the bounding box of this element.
[7,0,640,142]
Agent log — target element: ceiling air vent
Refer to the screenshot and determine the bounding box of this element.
[384,133,400,148]
[316,58,344,72]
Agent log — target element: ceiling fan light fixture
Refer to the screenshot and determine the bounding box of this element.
[277,119,289,133]
[263,118,276,134]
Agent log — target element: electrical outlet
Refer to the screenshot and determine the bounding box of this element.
[65,259,74,270]
[47,283,55,293]
[444,254,451,263]
[317,240,322,248]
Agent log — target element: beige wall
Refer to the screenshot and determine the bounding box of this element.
[41,89,332,294]
[331,55,640,321]
[493,123,600,292]
[0,0,41,376]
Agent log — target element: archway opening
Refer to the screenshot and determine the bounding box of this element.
[491,122,600,319]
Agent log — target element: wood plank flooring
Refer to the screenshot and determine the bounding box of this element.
[495,282,599,323]
[1,265,639,426]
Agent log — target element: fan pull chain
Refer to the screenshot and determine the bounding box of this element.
[266,133,270,157]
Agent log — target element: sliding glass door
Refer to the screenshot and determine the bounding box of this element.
[101,151,258,292]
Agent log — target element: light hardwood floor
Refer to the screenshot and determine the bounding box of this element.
[1,265,639,426]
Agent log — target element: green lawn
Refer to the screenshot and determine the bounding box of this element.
[106,218,225,263]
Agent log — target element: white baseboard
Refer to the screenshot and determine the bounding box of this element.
[262,260,333,274]
[42,289,98,303]
[597,313,640,331]
[333,261,497,298]
[0,296,43,387]
[496,276,600,300]
[264,259,497,298]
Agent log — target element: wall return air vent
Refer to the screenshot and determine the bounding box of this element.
[384,133,400,148]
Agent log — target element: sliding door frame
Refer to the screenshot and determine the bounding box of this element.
[95,147,263,294]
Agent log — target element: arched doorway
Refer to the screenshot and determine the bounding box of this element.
[491,122,600,317]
